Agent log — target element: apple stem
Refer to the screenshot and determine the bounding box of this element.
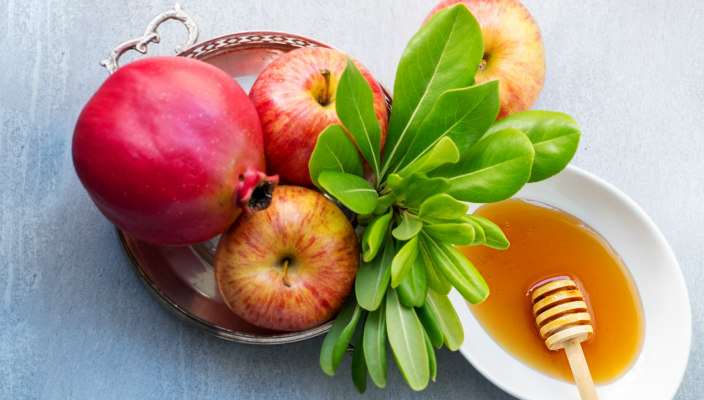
[317,69,332,106]
[282,258,291,287]
[478,55,489,72]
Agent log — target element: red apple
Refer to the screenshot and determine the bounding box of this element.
[214,185,359,332]
[425,0,546,120]
[249,46,389,187]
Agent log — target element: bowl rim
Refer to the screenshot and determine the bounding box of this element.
[116,228,334,344]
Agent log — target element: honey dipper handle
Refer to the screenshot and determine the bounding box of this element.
[563,339,598,400]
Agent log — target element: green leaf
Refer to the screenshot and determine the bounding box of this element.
[318,171,378,214]
[462,215,486,246]
[423,328,438,382]
[425,288,464,351]
[418,236,452,295]
[486,110,581,182]
[433,129,535,203]
[423,222,475,246]
[336,57,383,179]
[308,124,363,189]
[392,212,423,241]
[395,80,500,174]
[467,215,509,249]
[363,303,387,388]
[397,136,460,179]
[404,174,451,209]
[320,297,362,375]
[356,236,393,311]
[351,322,368,393]
[374,193,395,215]
[386,173,406,196]
[386,288,430,391]
[391,236,419,288]
[396,254,428,308]
[361,211,392,263]
[421,233,489,304]
[416,301,444,349]
[381,3,483,179]
[419,193,469,223]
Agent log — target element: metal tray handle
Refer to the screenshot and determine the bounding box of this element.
[100,3,199,74]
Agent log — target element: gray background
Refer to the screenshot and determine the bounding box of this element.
[1,0,702,398]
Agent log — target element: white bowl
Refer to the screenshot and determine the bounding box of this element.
[450,165,691,400]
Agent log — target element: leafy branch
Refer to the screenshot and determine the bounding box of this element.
[310,4,581,392]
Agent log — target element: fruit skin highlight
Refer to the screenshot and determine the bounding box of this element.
[249,46,389,187]
[72,56,277,246]
[214,185,359,332]
[425,0,546,120]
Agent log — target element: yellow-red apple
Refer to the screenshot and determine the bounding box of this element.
[249,47,388,187]
[214,185,359,332]
[425,0,546,120]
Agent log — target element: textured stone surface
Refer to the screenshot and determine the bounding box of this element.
[1,0,702,398]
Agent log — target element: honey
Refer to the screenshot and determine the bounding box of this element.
[459,198,644,384]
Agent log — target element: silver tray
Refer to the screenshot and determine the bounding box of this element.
[109,5,391,344]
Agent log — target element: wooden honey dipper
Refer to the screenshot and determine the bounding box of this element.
[531,278,598,400]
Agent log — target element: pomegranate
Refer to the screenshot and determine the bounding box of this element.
[72,56,277,246]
